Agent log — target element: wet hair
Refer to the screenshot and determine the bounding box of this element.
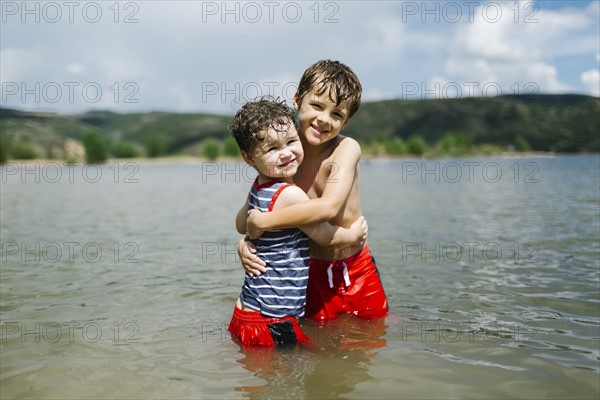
[296,60,362,119]
[229,97,296,153]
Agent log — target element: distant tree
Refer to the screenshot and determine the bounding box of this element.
[514,135,531,152]
[11,141,39,160]
[407,135,428,156]
[385,137,408,155]
[146,136,166,158]
[477,143,503,156]
[436,132,473,156]
[203,138,220,160]
[83,130,108,163]
[371,131,387,145]
[112,140,140,158]
[224,136,240,157]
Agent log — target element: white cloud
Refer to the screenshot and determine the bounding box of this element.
[581,69,600,97]
[439,0,599,95]
[66,63,85,75]
[0,1,597,113]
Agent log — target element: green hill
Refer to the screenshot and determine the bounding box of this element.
[0,109,232,160]
[1,94,598,161]
[345,94,599,152]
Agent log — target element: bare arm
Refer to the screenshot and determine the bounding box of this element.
[239,177,366,277]
[235,195,250,234]
[300,216,367,247]
[246,138,361,238]
[235,194,267,275]
[264,184,366,247]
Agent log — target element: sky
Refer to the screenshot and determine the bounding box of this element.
[1,0,599,115]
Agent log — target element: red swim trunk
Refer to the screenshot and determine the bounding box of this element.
[227,306,312,347]
[305,244,389,322]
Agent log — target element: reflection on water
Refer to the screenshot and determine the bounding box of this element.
[234,316,387,399]
[1,155,599,399]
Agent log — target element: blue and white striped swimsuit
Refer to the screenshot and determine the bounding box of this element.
[240,179,310,318]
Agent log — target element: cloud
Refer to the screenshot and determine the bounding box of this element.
[581,69,600,97]
[441,1,589,95]
[0,1,597,113]
[66,63,85,75]
[434,0,600,97]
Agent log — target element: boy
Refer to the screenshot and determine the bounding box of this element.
[240,60,389,322]
[228,97,368,347]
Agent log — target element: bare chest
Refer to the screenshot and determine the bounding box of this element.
[294,157,334,199]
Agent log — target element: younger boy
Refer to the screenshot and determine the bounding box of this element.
[241,60,389,322]
[228,97,367,347]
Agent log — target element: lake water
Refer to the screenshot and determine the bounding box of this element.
[1,154,599,399]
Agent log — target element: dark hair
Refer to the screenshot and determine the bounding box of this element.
[229,97,296,153]
[296,60,362,119]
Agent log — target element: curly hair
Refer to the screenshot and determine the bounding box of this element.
[229,97,296,153]
[296,60,362,119]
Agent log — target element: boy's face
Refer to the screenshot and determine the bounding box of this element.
[294,87,350,147]
[242,121,303,180]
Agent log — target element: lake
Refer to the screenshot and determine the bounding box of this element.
[1,154,599,399]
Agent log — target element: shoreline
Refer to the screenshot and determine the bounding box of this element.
[2,151,595,167]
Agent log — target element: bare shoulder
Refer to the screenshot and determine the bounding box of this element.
[271,185,309,210]
[331,136,362,163]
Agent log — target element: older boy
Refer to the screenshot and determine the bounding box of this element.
[240,60,388,322]
[228,97,367,347]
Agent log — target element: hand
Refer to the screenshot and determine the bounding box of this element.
[349,216,368,246]
[246,209,265,240]
[237,236,266,276]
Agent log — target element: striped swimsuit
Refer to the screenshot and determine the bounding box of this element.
[240,179,310,318]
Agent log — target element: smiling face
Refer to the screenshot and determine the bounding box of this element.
[293,87,351,147]
[242,120,304,183]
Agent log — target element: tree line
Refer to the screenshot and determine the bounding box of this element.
[0,129,537,165]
